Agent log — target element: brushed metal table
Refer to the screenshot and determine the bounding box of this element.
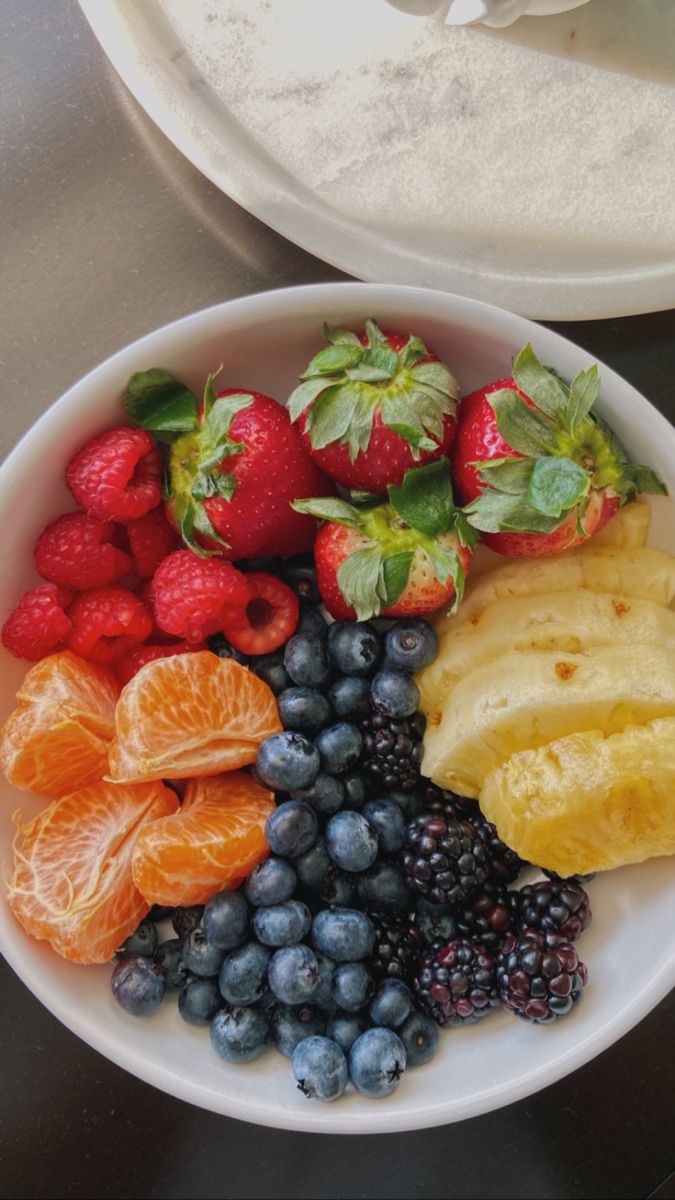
[1,3,673,1198]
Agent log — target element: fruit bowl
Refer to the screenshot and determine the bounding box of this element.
[0,282,673,1133]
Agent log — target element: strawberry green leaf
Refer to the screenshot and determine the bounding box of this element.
[474,456,535,494]
[323,323,362,347]
[592,411,629,464]
[291,496,363,528]
[300,344,363,379]
[527,456,590,518]
[399,335,429,369]
[388,460,455,537]
[380,393,443,451]
[202,367,224,418]
[192,503,230,549]
[337,544,387,621]
[346,347,399,383]
[566,365,600,433]
[288,376,339,423]
[421,540,465,613]
[381,551,414,608]
[364,319,388,348]
[124,369,199,434]
[489,389,556,457]
[464,490,561,534]
[512,345,568,422]
[453,510,479,550]
[346,391,378,461]
[626,464,668,496]
[410,360,459,400]
[308,384,360,450]
[206,393,253,444]
[191,472,237,502]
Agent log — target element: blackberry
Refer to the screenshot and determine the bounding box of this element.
[417,782,479,823]
[368,912,422,984]
[542,868,597,885]
[474,817,524,885]
[414,897,458,952]
[360,709,425,793]
[206,634,249,665]
[513,879,591,943]
[497,930,588,1023]
[402,812,489,906]
[455,881,513,955]
[414,938,499,1027]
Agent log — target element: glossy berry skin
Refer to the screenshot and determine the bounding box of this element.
[368,912,422,983]
[513,879,591,943]
[341,771,368,811]
[331,962,374,1013]
[118,919,157,959]
[291,773,345,818]
[362,798,406,856]
[210,1005,270,1063]
[178,977,223,1026]
[256,734,320,793]
[397,1011,439,1067]
[327,622,381,677]
[295,604,328,640]
[151,550,252,643]
[325,810,378,873]
[220,572,299,656]
[294,838,332,893]
[253,900,312,948]
[244,857,297,907]
[455,882,514,956]
[497,931,588,1023]
[268,945,320,1006]
[414,939,499,1027]
[311,909,375,963]
[282,561,322,609]
[402,813,489,906]
[171,906,204,939]
[111,955,166,1016]
[314,724,363,776]
[414,897,458,951]
[328,677,371,721]
[34,513,132,590]
[67,426,163,523]
[181,928,226,978]
[271,1005,326,1058]
[126,507,179,578]
[356,862,410,913]
[264,800,319,858]
[218,941,271,1006]
[202,890,250,951]
[326,1011,369,1055]
[66,586,153,666]
[370,668,420,719]
[349,1028,407,1098]
[277,687,332,735]
[369,979,412,1029]
[292,1036,349,1102]
[153,938,189,991]
[313,954,338,1013]
[384,619,439,674]
[249,652,289,695]
[283,634,332,689]
[1,584,73,661]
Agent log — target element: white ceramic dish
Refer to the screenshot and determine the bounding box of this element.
[0,283,673,1133]
[78,0,675,322]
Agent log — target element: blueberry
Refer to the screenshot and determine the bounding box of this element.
[118,919,157,959]
[271,1004,325,1058]
[311,908,375,962]
[331,962,374,1013]
[208,635,249,665]
[328,676,371,720]
[356,862,410,912]
[292,1037,349,1102]
[148,905,174,923]
[283,563,322,609]
[325,810,378,873]
[294,838,331,893]
[250,652,290,695]
[369,979,412,1029]
[349,1028,407,1098]
[326,1010,369,1054]
[178,977,223,1026]
[327,622,381,677]
[291,773,345,817]
[342,771,368,811]
[397,1010,439,1066]
[253,899,311,947]
[362,798,406,856]
[111,955,166,1016]
[182,928,226,977]
[268,944,320,1005]
[153,938,189,991]
[319,866,358,908]
[245,857,297,907]
[210,1005,270,1063]
[385,619,439,673]
[295,604,328,639]
[218,941,271,1005]
[370,668,420,718]
[315,723,362,776]
[278,687,332,735]
[256,733,320,792]
[387,788,423,818]
[312,953,338,1013]
[415,897,458,947]
[171,906,204,939]
[202,890,249,950]
[265,800,319,859]
[284,635,332,688]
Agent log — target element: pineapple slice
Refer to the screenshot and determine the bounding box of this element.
[590,500,651,548]
[422,644,675,797]
[479,717,675,875]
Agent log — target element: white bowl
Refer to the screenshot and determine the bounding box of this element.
[0,282,673,1134]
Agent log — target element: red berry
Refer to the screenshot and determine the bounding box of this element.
[221,572,299,655]
[114,640,205,686]
[2,585,73,662]
[66,427,162,523]
[66,586,153,665]
[126,508,180,577]
[151,549,252,643]
[34,512,132,590]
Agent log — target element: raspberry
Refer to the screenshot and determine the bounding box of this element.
[66,586,153,665]
[126,508,179,578]
[221,572,299,655]
[34,512,132,591]
[2,585,73,661]
[114,640,205,685]
[151,550,252,643]
[66,427,162,523]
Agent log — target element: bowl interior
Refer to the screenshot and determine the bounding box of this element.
[0,282,673,1133]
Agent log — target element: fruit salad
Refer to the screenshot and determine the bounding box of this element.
[1,321,672,1106]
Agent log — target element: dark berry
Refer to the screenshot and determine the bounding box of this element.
[384,619,439,673]
[349,1028,406,1098]
[271,1004,326,1058]
[265,800,319,858]
[342,771,368,811]
[370,668,419,718]
[325,810,378,873]
[455,881,514,955]
[398,1011,439,1067]
[362,797,406,856]
[326,1010,369,1054]
[282,561,322,608]
[210,1005,269,1063]
[207,634,249,665]
[153,938,189,991]
[368,912,421,983]
[311,908,375,963]
[475,816,524,885]
[253,900,312,947]
[356,861,410,912]
[414,897,458,951]
[111,955,166,1016]
[497,931,588,1023]
[244,857,297,907]
[218,941,271,1006]
[327,622,381,677]
[414,939,499,1027]
[118,918,157,959]
[268,945,320,1005]
[256,733,320,792]
[148,905,174,923]
[292,1036,349,1102]
[295,604,328,639]
[178,977,222,1026]
[402,813,489,906]
[250,651,290,695]
[369,979,412,1029]
[292,773,345,817]
[202,890,249,950]
[277,687,332,735]
[284,634,331,688]
[331,962,374,1013]
[182,928,226,977]
[360,710,424,793]
[171,905,204,939]
[328,676,371,720]
[513,879,591,943]
[315,723,362,776]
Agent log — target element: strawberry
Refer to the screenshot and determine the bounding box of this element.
[294,460,474,621]
[123,369,334,561]
[288,320,459,493]
[453,345,666,557]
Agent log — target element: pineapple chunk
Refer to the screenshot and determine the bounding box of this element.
[422,644,675,798]
[590,500,651,548]
[479,718,675,875]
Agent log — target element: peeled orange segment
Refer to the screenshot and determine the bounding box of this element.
[132,771,274,906]
[8,780,178,964]
[480,718,675,876]
[0,651,120,797]
[107,652,282,783]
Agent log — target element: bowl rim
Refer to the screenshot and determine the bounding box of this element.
[1,280,674,1134]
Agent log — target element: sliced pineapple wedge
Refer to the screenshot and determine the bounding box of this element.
[480,717,675,875]
[422,644,675,797]
[590,500,651,548]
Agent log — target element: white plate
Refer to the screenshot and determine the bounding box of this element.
[79,0,675,320]
[0,283,673,1133]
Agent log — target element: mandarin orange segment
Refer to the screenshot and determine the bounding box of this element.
[8,779,178,964]
[0,651,120,797]
[132,771,274,906]
[107,652,282,784]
